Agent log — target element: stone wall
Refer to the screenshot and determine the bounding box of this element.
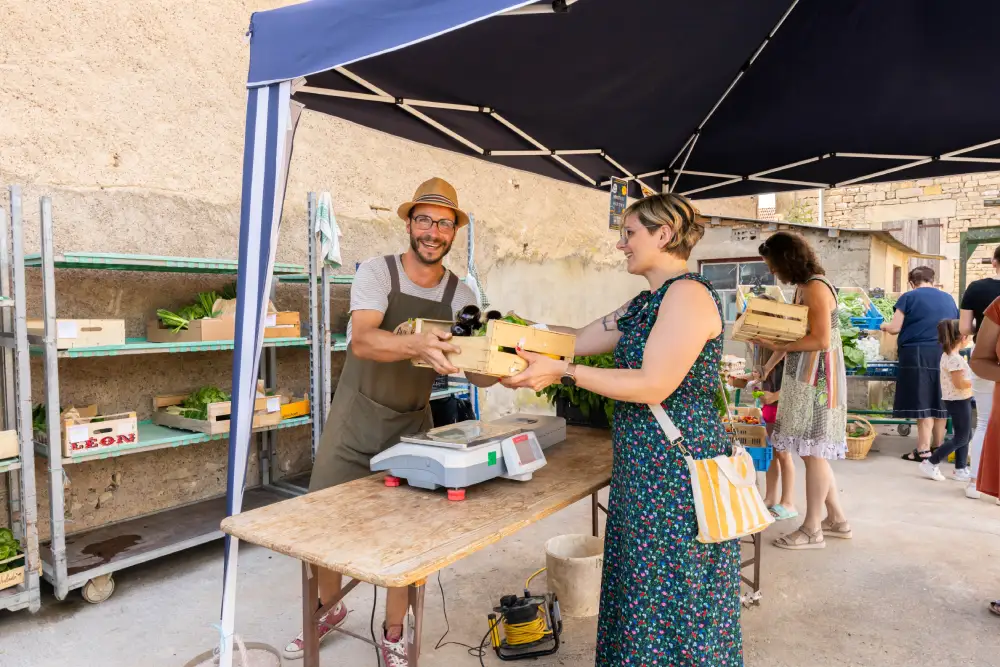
[774,173,1000,294]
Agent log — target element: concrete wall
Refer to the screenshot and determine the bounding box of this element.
[0,0,756,531]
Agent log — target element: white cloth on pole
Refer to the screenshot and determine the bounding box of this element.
[315,191,342,268]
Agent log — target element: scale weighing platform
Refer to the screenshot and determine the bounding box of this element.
[370,414,565,498]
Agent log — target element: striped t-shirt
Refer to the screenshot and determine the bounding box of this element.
[345,255,477,344]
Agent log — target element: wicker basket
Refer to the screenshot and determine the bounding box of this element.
[846,416,876,460]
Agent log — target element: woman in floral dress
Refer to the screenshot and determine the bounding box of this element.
[503,194,742,666]
[754,232,850,550]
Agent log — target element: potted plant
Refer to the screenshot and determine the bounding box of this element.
[538,353,615,429]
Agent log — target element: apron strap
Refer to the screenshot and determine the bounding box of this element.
[384,255,400,294]
[441,272,459,305]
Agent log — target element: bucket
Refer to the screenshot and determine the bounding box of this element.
[183,639,282,667]
[544,533,604,617]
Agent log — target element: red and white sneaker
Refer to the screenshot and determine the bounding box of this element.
[379,632,408,667]
[282,602,348,660]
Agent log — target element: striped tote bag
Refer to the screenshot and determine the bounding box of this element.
[649,402,773,543]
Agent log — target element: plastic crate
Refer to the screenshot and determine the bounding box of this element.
[849,304,885,331]
[746,445,773,472]
[863,361,897,378]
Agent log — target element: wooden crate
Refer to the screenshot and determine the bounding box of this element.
[724,406,768,448]
[280,396,310,419]
[152,395,279,434]
[736,285,786,312]
[27,318,125,349]
[0,553,25,592]
[58,411,139,458]
[263,312,301,338]
[731,299,808,343]
[0,429,17,460]
[411,319,576,377]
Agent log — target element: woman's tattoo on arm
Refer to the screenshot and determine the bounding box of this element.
[602,301,632,332]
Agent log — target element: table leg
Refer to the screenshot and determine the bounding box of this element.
[753,532,762,593]
[406,579,427,665]
[302,562,320,667]
[591,492,600,537]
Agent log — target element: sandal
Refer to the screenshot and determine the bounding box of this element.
[773,527,825,550]
[768,504,799,521]
[990,600,1000,617]
[822,519,853,539]
[901,448,932,462]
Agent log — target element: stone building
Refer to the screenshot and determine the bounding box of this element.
[773,172,1000,294]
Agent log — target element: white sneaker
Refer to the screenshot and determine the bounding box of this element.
[379,634,408,667]
[919,460,945,481]
[966,482,982,500]
[951,468,973,482]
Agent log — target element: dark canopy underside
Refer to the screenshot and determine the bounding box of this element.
[291,0,1000,199]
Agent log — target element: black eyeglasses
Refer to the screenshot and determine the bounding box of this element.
[411,215,457,232]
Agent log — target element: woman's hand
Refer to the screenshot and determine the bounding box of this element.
[500,350,569,392]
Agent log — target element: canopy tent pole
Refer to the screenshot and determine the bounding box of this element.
[220,80,293,667]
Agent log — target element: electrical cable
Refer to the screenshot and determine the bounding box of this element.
[524,567,546,591]
[434,570,492,660]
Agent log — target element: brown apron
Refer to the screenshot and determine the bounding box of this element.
[309,255,459,491]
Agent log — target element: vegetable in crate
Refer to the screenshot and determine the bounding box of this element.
[837,291,867,318]
[871,296,897,320]
[840,326,867,370]
[164,386,232,420]
[0,527,20,573]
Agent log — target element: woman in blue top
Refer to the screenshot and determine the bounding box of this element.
[881,266,959,462]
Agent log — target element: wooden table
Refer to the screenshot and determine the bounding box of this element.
[221,426,613,667]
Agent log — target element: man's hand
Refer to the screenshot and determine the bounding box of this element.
[411,330,461,375]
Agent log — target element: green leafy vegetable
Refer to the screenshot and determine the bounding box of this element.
[157,309,190,332]
[872,296,897,320]
[538,353,616,424]
[0,528,21,573]
[197,291,220,319]
[176,386,232,420]
[220,282,238,300]
[473,313,532,336]
[837,292,867,317]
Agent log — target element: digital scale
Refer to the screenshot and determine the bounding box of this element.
[370,414,565,496]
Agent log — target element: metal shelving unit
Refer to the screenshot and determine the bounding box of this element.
[0,186,40,613]
[24,192,317,604]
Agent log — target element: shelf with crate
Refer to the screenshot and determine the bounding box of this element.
[0,186,41,613]
[21,191,316,604]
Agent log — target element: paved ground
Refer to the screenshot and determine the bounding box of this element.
[1,435,999,667]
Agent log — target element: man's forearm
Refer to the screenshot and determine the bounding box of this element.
[351,328,418,362]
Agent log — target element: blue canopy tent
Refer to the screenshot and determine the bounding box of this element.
[225,0,1000,662]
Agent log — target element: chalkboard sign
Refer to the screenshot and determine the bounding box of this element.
[609,177,628,230]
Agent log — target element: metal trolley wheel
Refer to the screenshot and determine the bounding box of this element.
[81,574,115,604]
[897,424,912,437]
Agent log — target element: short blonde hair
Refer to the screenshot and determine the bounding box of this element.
[623,193,704,260]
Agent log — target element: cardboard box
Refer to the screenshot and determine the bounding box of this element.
[0,430,17,460]
[27,319,125,349]
[411,319,576,377]
[146,317,236,343]
[152,395,280,434]
[263,311,301,338]
[280,396,310,419]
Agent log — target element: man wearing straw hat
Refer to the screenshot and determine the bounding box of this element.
[284,178,488,664]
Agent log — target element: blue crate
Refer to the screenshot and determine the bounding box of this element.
[849,303,884,331]
[746,445,773,472]
[863,361,898,378]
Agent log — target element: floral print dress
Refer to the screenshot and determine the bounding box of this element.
[596,273,743,667]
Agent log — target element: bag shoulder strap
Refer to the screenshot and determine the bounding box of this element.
[647,402,686,449]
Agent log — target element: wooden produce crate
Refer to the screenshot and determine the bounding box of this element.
[146,317,236,343]
[152,395,280,434]
[724,406,768,448]
[280,396,310,419]
[27,319,125,349]
[0,429,17,460]
[731,299,808,343]
[263,312,301,338]
[736,285,786,312]
[56,410,139,458]
[0,553,25,592]
[411,319,576,377]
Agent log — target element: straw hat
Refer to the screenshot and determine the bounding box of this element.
[396,177,470,229]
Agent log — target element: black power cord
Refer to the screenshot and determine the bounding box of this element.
[434,570,502,665]
[371,585,379,666]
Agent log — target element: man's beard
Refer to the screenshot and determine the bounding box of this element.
[410,232,452,265]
